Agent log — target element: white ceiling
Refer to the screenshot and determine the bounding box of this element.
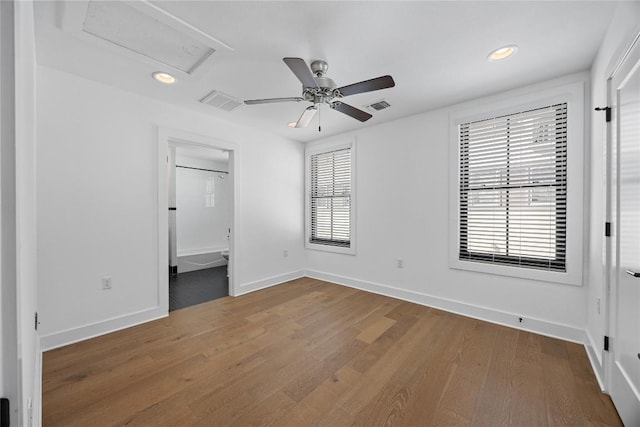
[34,1,618,143]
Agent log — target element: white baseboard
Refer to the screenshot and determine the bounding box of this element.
[585,329,606,391]
[234,270,305,296]
[39,269,586,352]
[39,270,306,351]
[304,270,585,344]
[40,306,167,351]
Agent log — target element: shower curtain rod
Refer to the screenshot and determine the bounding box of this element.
[176,165,229,174]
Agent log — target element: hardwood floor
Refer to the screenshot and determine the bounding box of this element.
[42,278,622,426]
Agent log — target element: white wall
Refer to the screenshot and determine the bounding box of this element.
[306,73,591,342]
[586,1,640,386]
[25,3,640,422]
[175,156,230,255]
[37,66,305,349]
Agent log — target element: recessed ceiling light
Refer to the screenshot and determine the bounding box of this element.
[488,45,518,61]
[152,71,176,84]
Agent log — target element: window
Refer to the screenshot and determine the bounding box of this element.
[459,104,567,271]
[449,80,584,286]
[306,141,355,254]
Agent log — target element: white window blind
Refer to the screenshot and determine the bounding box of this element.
[310,147,351,247]
[459,103,567,271]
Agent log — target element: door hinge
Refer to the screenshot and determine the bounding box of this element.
[594,106,611,122]
[605,222,611,237]
[604,335,610,351]
[34,312,39,331]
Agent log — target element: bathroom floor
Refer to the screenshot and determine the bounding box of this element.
[169,266,229,311]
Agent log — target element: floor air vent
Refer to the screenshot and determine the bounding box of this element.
[200,90,244,112]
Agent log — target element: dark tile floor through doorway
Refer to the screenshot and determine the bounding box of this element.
[169,266,228,311]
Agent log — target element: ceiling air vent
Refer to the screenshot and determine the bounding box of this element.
[367,100,391,111]
[200,90,244,112]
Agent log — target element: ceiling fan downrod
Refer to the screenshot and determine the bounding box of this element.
[310,60,329,77]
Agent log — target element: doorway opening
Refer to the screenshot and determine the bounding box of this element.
[168,144,231,311]
[157,127,237,314]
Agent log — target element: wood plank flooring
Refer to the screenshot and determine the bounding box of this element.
[42,278,622,426]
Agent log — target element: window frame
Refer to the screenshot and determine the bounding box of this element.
[458,103,568,271]
[449,81,584,286]
[305,138,356,255]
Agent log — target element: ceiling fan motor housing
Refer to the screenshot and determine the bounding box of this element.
[310,60,329,76]
[302,60,340,104]
[304,75,339,104]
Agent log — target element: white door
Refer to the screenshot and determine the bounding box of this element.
[609,34,640,425]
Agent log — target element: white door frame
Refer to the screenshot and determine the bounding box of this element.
[605,31,640,425]
[156,127,239,310]
[3,1,40,425]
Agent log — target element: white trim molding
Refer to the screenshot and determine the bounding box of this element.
[585,329,606,391]
[157,126,239,298]
[304,270,586,344]
[40,306,167,351]
[236,270,306,296]
[304,137,357,255]
[449,80,585,286]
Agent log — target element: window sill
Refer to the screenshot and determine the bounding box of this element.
[449,257,582,286]
[305,242,356,255]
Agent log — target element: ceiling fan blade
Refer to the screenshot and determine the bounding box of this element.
[244,97,304,105]
[337,75,395,97]
[283,57,319,88]
[330,102,372,122]
[295,106,318,128]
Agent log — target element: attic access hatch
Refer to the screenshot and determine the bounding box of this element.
[61,0,233,77]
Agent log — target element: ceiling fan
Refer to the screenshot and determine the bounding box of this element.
[244,58,395,129]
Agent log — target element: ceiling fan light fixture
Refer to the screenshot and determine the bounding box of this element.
[152,71,176,84]
[295,106,318,128]
[488,45,518,61]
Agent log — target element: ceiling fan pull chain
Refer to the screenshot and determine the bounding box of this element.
[318,104,322,132]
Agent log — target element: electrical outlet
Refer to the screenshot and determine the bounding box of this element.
[283,249,289,258]
[102,276,112,290]
[396,258,404,268]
